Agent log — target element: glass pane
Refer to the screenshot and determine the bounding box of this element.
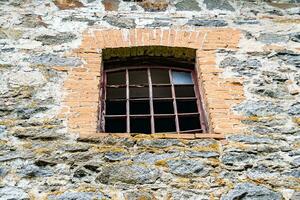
[153,86,172,98]
[151,69,170,84]
[130,87,149,98]
[129,70,148,85]
[154,100,174,114]
[106,87,126,99]
[131,117,151,134]
[177,99,198,113]
[155,117,176,133]
[175,85,195,97]
[172,71,193,85]
[179,115,201,131]
[105,117,127,133]
[105,100,126,115]
[107,71,125,85]
[130,100,150,115]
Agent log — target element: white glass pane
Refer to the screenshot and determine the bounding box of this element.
[172,71,193,85]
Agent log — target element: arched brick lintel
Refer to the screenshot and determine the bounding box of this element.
[77,28,240,52]
[59,28,245,140]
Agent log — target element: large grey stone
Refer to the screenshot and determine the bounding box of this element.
[175,0,201,11]
[291,192,300,200]
[137,139,181,148]
[21,14,48,28]
[62,16,96,26]
[97,164,160,184]
[48,192,104,200]
[272,50,300,68]
[292,157,300,167]
[203,0,235,11]
[124,191,155,200]
[186,151,219,158]
[103,15,136,29]
[167,159,207,177]
[35,32,77,45]
[187,19,228,27]
[220,57,262,76]
[133,152,179,164]
[7,68,46,87]
[19,164,53,177]
[228,135,274,144]
[251,84,290,99]
[30,54,82,67]
[222,151,255,166]
[290,32,300,43]
[288,103,300,116]
[146,20,170,27]
[234,100,283,116]
[0,186,30,200]
[257,33,290,44]
[104,151,127,161]
[221,183,282,200]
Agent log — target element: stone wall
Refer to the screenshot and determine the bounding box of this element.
[0,0,299,199]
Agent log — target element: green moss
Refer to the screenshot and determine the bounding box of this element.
[0,64,12,69]
[0,28,23,39]
[102,46,196,61]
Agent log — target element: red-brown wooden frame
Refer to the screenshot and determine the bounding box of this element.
[98,65,209,135]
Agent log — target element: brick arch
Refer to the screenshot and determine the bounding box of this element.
[57,28,245,139]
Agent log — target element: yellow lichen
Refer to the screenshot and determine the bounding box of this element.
[155,159,168,167]
[91,145,126,153]
[293,118,300,125]
[273,18,300,24]
[192,143,220,152]
[34,147,52,155]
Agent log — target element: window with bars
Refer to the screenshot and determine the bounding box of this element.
[98,66,208,134]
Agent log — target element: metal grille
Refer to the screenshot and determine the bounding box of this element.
[99,66,208,134]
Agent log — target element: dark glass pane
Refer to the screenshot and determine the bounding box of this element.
[153,100,174,114]
[175,85,195,97]
[151,69,170,84]
[172,71,193,85]
[179,115,201,131]
[130,100,150,114]
[131,117,151,134]
[176,99,198,113]
[106,100,126,115]
[105,117,126,133]
[107,71,125,85]
[130,87,149,98]
[129,70,148,85]
[106,87,126,99]
[155,117,176,133]
[153,86,172,98]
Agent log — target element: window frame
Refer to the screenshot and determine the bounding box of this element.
[97,65,209,135]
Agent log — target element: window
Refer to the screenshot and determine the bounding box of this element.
[99,65,208,134]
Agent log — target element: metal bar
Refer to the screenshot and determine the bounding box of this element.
[169,69,180,133]
[177,112,200,116]
[126,69,130,133]
[148,68,155,134]
[105,115,127,118]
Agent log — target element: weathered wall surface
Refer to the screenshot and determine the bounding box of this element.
[0,0,299,199]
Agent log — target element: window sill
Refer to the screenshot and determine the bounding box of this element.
[78,132,225,140]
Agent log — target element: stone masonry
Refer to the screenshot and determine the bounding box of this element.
[0,0,300,200]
